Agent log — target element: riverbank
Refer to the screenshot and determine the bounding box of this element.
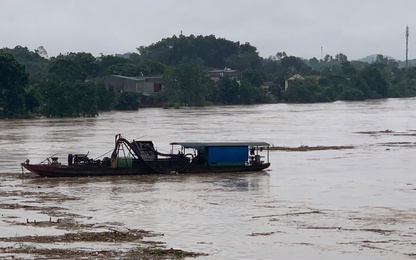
[0,173,206,259]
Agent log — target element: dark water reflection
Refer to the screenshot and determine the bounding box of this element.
[1,98,416,258]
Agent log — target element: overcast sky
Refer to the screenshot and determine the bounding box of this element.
[1,0,415,61]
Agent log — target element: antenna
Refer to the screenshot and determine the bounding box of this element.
[406,26,409,68]
[321,46,323,61]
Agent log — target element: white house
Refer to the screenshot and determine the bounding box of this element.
[284,74,305,91]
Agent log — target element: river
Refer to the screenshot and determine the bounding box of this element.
[0,98,415,259]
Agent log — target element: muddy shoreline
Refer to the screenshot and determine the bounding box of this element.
[0,173,206,259]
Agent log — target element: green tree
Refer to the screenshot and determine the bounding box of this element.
[162,62,214,107]
[241,69,263,88]
[48,58,83,81]
[38,75,97,117]
[215,77,241,104]
[0,52,29,118]
[1,46,48,84]
[24,86,41,113]
[284,80,316,103]
[64,52,98,80]
[262,56,283,81]
[334,53,348,63]
[97,55,135,76]
[389,67,416,97]
[280,56,311,74]
[214,77,264,105]
[139,35,261,70]
[356,66,389,98]
[269,82,283,100]
[138,59,166,75]
[238,79,261,104]
[115,91,139,110]
[108,63,139,76]
[390,79,416,97]
[339,88,365,101]
[341,61,356,78]
[96,82,115,111]
[276,51,287,60]
[73,81,98,116]
[225,43,262,71]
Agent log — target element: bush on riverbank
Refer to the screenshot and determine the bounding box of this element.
[2,38,416,118]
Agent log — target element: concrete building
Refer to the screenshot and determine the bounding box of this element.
[284,74,305,91]
[104,75,163,95]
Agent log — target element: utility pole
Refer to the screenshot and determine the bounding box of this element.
[406,26,409,68]
[321,46,323,61]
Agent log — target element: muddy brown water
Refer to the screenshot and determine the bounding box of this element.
[1,99,416,259]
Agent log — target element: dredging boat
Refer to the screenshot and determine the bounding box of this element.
[21,134,271,177]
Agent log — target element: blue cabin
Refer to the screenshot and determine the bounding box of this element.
[170,142,270,166]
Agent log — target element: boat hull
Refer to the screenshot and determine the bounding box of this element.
[21,162,270,178]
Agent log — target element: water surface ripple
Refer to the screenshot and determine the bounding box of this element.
[1,99,416,259]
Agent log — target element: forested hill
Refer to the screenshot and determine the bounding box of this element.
[1,34,416,119]
[138,34,262,71]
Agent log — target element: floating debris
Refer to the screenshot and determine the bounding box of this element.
[355,129,394,135]
[355,129,416,136]
[247,232,277,236]
[379,142,416,147]
[268,146,354,152]
[0,229,206,258]
[252,210,323,219]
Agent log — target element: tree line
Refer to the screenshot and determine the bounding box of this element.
[1,34,416,118]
